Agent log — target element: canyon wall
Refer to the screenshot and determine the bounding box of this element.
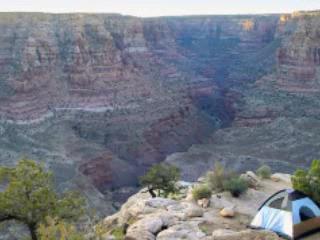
[0,12,319,212]
[166,12,320,180]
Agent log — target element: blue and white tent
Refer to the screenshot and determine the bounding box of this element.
[250,189,320,239]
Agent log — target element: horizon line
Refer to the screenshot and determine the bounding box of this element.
[0,9,319,18]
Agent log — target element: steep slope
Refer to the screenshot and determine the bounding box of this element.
[166,12,320,180]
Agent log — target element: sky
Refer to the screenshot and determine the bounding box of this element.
[0,0,320,17]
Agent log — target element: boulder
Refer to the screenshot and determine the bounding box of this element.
[125,229,155,240]
[157,222,206,240]
[138,217,163,234]
[271,173,291,184]
[212,229,280,240]
[166,202,204,219]
[125,213,177,240]
[197,198,210,208]
[159,214,178,227]
[114,196,177,225]
[185,203,204,218]
[219,207,235,218]
[144,197,177,209]
[240,171,261,189]
[109,190,153,224]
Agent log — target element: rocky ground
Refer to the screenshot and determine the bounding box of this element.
[100,172,316,240]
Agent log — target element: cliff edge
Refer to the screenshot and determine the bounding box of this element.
[99,172,301,240]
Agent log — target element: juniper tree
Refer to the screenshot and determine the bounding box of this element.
[0,159,85,240]
[140,163,180,198]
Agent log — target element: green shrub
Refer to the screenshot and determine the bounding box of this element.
[292,160,320,203]
[223,177,248,197]
[192,184,212,200]
[206,162,232,192]
[256,165,272,179]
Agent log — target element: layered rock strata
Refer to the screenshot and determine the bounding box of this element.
[1,11,320,212]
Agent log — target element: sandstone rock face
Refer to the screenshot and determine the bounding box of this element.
[276,13,320,94]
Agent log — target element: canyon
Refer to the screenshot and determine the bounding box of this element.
[1,11,320,214]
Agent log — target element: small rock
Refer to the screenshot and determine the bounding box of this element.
[197,198,210,208]
[127,217,162,234]
[271,173,291,184]
[240,171,260,189]
[219,207,235,218]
